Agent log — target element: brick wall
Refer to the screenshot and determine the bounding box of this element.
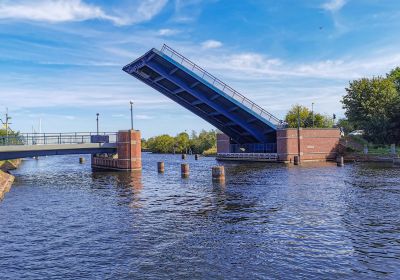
[92,130,142,171]
[277,128,340,162]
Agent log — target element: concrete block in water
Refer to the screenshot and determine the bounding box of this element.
[212,166,225,181]
[181,163,189,178]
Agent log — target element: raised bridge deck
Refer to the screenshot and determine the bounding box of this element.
[123,44,284,145]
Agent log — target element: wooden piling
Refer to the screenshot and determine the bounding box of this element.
[212,166,225,182]
[181,163,189,178]
[195,154,199,160]
[157,161,164,173]
[79,157,85,164]
[293,155,299,165]
[182,154,186,160]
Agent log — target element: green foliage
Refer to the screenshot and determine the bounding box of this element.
[146,134,175,153]
[203,147,217,156]
[175,132,190,153]
[190,129,216,154]
[336,118,355,134]
[0,129,8,136]
[387,67,400,92]
[145,130,216,154]
[284,105,333,128]
[342,74,400,144]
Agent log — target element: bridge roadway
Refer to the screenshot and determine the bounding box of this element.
[0,132,117,161]
[0,143,116,161]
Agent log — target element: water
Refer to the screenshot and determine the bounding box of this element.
[0,154,399,279]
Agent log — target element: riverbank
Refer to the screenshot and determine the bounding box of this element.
[0,159,21,200]
[344,153,399,164]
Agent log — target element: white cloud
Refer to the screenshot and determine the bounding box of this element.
[158,28,180,36]
[111,114,125,118]
[322,0,347,12]
[201,40,223,49]
[0,0,168,25]
[135,0,168,24]
[135,114,153,120]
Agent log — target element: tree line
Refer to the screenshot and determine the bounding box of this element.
[340,67,400,144]
[142,129,217,154]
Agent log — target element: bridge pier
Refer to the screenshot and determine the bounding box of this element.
[91,130,141,171]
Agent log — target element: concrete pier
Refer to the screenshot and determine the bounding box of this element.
[181,163,189,178]
[212,166,225,182]
[157,161,164,173]
[294,155,299,165]
[91,130,141,171]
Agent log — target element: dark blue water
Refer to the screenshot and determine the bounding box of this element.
[0,154,399,279]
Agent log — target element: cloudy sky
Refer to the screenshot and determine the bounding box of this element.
[1,0,399,137]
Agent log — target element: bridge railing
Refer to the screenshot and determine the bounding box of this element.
[0,132,117,146]
[160,44,285,128]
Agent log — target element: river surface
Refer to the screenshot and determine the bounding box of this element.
[0,154,399,279]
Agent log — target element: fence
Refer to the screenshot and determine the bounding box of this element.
[0,132,117,146]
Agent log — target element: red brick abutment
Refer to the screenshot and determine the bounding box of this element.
[91,130,142,171]
[217,128,341,163]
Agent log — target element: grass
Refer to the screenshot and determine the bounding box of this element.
[346,135,399,156]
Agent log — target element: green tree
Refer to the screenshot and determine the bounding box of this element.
[147,134,175,153]
[175,132,190,153]
[387,67,400,92]
[336,118,355,134]
[284,105,333,128]
[342,76,399,143]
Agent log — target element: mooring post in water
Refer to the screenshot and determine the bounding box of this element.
[79,157,85,164]
[391,144,396,156]
[195,154,199,160]
[363,144,368,155]
[181,163,189,178]
[212,166,225,182]
[182,154,186,160]
[337,156,344,167]
[294,155,299,165]
[157,161,164,173]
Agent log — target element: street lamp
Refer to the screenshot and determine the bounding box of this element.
[311,102,315,128]
[96,113,99,135]
[130,101,133,130]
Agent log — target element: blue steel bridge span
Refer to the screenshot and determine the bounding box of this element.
[123,45,284,152]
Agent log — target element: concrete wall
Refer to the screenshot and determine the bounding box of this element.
[277,128,340,162]
[216,133,230,153]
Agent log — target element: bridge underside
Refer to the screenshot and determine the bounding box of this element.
[123,47,281,145]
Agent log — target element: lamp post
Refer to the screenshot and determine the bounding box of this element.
[96,113,99,135]
[311,102,314,128]
[130,101,133,130]
[297,106,301,163]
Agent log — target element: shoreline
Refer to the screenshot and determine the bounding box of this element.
[0,159,21,201]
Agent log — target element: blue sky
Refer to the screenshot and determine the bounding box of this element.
[1,0,400,137]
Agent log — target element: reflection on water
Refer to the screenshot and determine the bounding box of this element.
[0,154,399,279]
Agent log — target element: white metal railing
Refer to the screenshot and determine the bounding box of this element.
[0,132,117,146]
[160,44,284,128]
[217,153,278,160]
